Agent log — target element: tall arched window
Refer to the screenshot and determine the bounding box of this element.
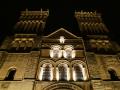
[73,64,87,81]
[50,45,62,58]
[57,64,70,81]
[4,68,16,81]
[63,45,75,59]
[108,69,119,81]
[39,63,53,81]
[73,64,83,81]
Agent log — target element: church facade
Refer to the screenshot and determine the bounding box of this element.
[0,9,120,90]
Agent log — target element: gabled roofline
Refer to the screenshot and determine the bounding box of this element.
[44,28,80,39]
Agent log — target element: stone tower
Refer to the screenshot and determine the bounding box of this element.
[0,9,120,90]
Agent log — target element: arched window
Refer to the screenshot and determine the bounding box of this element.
[73,64,83,81]
[57,64,70,81]
[4,68,16,81]
[108,69,119,81]
[63,45,75,59]
[39,63,53,81]
[50,45,62,58]
[73,64,87,81]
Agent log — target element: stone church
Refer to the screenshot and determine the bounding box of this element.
[0,9,120,90]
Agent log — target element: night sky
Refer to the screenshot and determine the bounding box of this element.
[0,0,120,43]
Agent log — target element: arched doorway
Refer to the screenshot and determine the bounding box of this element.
[43,83,83,90]
[53,88,73,90]
[4,68,16,81]
[108,69,119,81]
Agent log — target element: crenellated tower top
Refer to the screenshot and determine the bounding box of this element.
[13,9,49,34]
[75,10,109,35]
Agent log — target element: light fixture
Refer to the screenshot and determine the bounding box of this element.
[80,65,87,80]
[73,67,76,81]
[39,67,43,80]
[67,67,70,81]
[56,67,59,81]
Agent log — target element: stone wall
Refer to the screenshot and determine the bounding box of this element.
[24,51,39,79]
[95,55,120,80]
[0,51,7,69]
[0,53,29,80]
[103,81,120,90]
[86,52,100,79]
[91,80,120,90]
[0,81,33,90]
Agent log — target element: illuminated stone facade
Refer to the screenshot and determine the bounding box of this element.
[0,9,120,90]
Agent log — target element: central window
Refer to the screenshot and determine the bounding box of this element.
[50,45,76,59]
[63,45,75,59]
[50,45,62,58]
[56,64,70,81]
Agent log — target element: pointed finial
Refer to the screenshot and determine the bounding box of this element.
[40,8,42,13]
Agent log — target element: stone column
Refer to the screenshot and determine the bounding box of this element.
[53,66,56,81]
[70,66,73,81]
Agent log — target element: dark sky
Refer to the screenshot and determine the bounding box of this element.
[0,0,120,43]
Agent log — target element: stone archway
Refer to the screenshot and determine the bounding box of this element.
[43,83,83,90]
